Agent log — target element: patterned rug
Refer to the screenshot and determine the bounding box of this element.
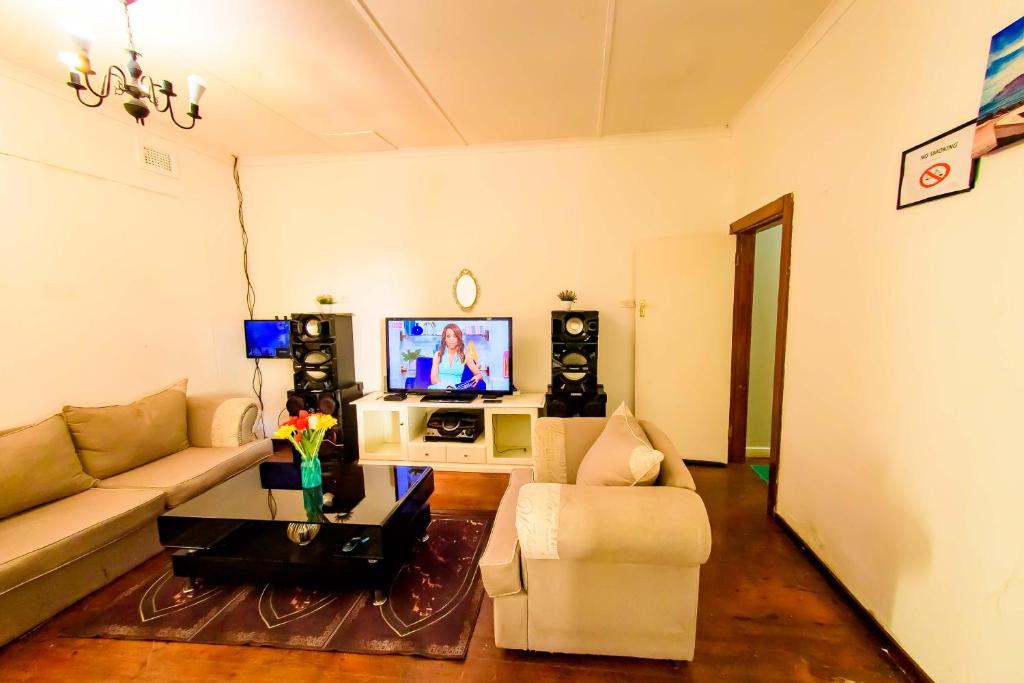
[64,510,492,659]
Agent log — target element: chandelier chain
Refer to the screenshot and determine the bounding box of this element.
[122,0,136,53]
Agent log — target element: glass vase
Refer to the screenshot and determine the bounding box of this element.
[300,456,322,489]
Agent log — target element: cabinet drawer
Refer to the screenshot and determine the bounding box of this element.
[446,445,486,464]
[408,442,446,463]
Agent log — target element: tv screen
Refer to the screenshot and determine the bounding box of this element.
[386,317,512,395]
[244,320,291,359]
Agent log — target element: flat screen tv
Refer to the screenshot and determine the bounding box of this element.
[244,319,291,359]
[385,317,512,396]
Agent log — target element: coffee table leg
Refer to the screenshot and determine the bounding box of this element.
[372,589,388,606]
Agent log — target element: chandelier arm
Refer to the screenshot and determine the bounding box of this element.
[138,74,157,102]
[74,87,105,108]
[82,71,108,99]
[165,100,197,130]
[152,85,172,114]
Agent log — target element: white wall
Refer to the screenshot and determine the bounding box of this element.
[0,61,243,426]
[732,1,1024,680]
[232,132,735,427]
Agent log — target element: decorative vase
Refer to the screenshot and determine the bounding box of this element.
[302,485,324,518]
[300,456,322,489]
[286,521,320,545]
[286,484,325,546]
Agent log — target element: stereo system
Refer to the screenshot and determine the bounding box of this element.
[291,314,356,392]
[285,313,362,461]
[546,310,606,417]
[424,410,483,443]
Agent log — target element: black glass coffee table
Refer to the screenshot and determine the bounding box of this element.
[157,462,433,604]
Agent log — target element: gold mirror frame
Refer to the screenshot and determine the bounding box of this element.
[453,269,479,312]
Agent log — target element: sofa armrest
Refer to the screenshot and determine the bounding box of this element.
[516,483,711,566]
[186,395,259,448]
[479,468,534,597]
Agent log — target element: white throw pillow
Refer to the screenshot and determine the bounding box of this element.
[576,403,663,486]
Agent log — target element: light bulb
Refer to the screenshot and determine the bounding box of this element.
[187,75,207,104]
[59,51,81,71]
[66,25,94,53]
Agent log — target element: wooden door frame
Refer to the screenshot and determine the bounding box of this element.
[727,193,794,516]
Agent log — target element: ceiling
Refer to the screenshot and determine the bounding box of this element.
[0,0,830,156]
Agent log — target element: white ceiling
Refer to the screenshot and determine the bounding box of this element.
[0,0,830,156]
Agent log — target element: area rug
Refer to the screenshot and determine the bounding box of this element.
[63,510,492,659]
[751,464,770,484]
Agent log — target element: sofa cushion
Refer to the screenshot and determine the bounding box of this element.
[479,468,533,597]
[576,404,663,487]
[640,420,697,491]
[98,440,272,508]
[63,379,190,479]
[0,415,98,519]
[0,487,165,595]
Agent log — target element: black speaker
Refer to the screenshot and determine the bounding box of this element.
[551,310,599,344]
[545,386,607,418]
[286,383,363,462]
[552,342,598,384]
[291,314,356,392]
[550,372,600,396]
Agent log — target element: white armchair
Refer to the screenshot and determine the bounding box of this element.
[478,417,712,661]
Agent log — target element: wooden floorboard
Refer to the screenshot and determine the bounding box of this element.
[0,466,910,682]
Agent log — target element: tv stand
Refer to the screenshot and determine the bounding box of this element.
[353,392,545,472]
[419,394,476,404]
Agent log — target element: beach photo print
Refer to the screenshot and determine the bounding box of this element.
[973,15,1024,157]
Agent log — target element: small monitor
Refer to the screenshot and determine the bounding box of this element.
[244,320,291,359]
[385,317,513,396]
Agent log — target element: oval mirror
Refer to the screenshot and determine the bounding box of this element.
[453,269,479,311]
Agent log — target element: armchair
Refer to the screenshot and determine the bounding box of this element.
[478,417,711,661]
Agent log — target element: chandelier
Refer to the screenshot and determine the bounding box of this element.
[59,0,206,129]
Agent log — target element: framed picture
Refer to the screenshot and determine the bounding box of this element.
[973,15,1024,157]
[897,120,979,209]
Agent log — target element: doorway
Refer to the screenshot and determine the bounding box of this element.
[727,194,794,516]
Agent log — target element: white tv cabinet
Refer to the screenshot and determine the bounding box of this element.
[352,392,545,472]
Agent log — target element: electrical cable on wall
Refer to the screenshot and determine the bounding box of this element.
[233,155,265,438]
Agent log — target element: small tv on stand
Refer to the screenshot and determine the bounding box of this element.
[385,317,512,401]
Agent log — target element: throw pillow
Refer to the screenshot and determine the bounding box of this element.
[0,415,98,519]
[63,379,190,479]
[576,403,663,486]
[639,419,697,490]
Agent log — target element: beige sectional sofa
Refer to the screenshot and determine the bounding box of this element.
[479,417,712,661]
[0,385,270,646]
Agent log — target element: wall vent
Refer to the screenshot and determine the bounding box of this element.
[138,143,177,177]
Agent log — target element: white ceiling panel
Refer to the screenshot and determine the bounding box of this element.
[361,0,610,144]
[602,0,831,132]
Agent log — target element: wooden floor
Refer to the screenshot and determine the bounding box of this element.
[0,465,909,682]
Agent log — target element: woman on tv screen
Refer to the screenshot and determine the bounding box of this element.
[430,323,483,390]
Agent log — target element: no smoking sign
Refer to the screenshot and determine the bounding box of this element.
[898,121,977,209]
[918,162,951,188]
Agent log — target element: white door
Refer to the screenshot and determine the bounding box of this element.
[635,234,735,464]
